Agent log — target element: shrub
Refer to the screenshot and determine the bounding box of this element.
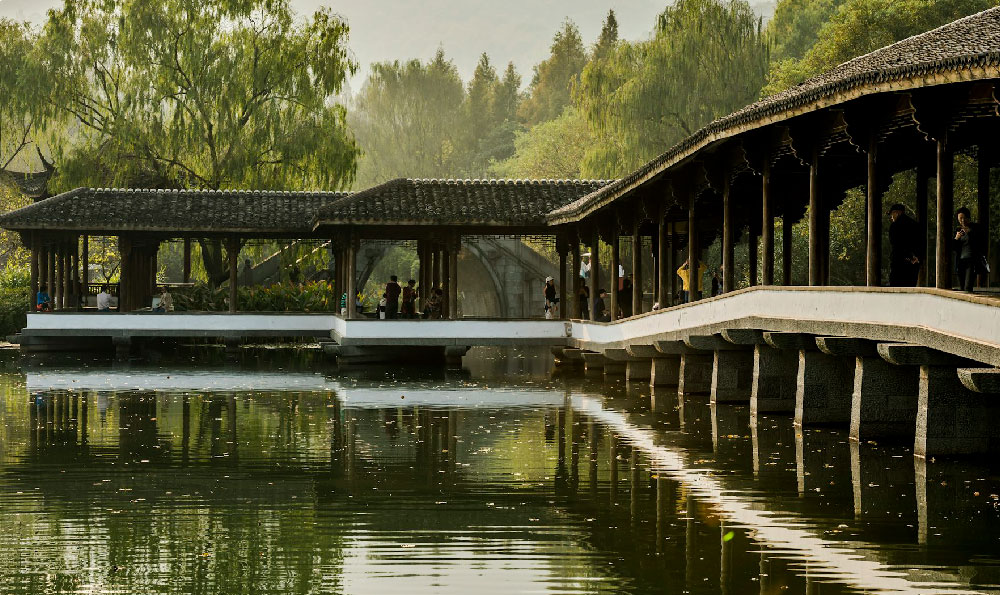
[174,282,340,312]
[0,287,29,336]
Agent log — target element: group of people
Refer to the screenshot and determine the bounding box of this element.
[889,204,990,291]
[34,284,172,311]
[372,276,445,319]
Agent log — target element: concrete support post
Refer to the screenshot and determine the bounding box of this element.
[867,137,883,287]
[918,365,1000,456]
[688,198,699,301]
[711,350,754,404]
[571,233,582,319]
[590,228,600,322]
[782,214,794,285]
[610,227,620,320]
[632,219,642,316]
[658,206,668,305]
[977,149,992,286]
[809,153,822,286]
[751,344,798,416]
[626,360,651,381]
[936,139,954,289]
[761,163,774,286]
[795,350,855,426]
[722,176,735,293]
[227,237,239,313]
[651,357,681,387]
[182,238,191,284]
[851,357,919,441]
[678,353,713,396]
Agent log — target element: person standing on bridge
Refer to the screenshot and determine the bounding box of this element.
[593,289,611,322]
[384,275,402,319]
[954,207,988,292]
[543,276,558,319]
[888,204,921,287]
[401,279,417,318]
[676,259,706,303]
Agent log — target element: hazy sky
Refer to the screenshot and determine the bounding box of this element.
[0,0,774,91]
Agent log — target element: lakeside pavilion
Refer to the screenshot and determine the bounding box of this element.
[2,7,1000,322]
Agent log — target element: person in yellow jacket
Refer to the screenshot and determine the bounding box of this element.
[676,259,707,303]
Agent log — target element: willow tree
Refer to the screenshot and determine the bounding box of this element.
[576,0,769,178]
[0,19,49,173]
[39,0,358,283]
[350,49,466,187]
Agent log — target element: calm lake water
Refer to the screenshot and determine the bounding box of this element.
[1,347,999,594]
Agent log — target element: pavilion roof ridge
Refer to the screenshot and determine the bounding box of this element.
[546,6,1000,224]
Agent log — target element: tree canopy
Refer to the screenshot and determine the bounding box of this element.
[40,0,358,192]
[519,20,588,126]
[575,0,769,178]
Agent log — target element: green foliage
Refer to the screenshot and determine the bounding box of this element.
[490,107,593,179]
[767,0,848,62]
[351,50,467,186]
[0,19,50,171]
[41,0,359,192]
[764,0,1000,94]
[593,10,620,62]
[173,282,338,312]
[575,0,769,178]
[0,181,30,272]
[519,20,588,126]
[0,287,29,336]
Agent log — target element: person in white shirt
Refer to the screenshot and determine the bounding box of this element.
[97,286,113,311]
[579,253,591,280]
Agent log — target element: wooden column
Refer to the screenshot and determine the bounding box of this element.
[916,161,930,286]
[631,219,642,316]
[610,226,620,320]
[978,149,992,286]
[936,140,954,289]
[590,228,601,321]
[81,235,89,286]
[761,163,774,286]
[667,223,677,306]
[56,244,65,310]
[722,176,735,293]
[867,137,882,286]
[782,215,794,285]
[29,234,38,311]
[183,238,192,284]
[448,235,459,320]
[441,244,450,318]
[227,238,239,313]
[808,153,822,286]
[72,238,80,310]
[657,206,668,305]
[346,233,357,319]
[558,235,568,321]
[688,196,700,301]
[431,247,440,289]
[46,245,55,310]
[571,231,582,319]
[748,230,758,287]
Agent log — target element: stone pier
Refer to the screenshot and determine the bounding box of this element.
[753,333,806,416]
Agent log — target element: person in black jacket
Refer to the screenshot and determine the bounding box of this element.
[888,204,922,287]
[954,207,987,292]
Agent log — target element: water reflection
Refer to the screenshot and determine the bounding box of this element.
[0,349,996,593]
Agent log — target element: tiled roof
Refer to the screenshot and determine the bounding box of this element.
[1,169,53,200]
[548,6,1000,223]
[313,178,612,227]
[0,187,352,234]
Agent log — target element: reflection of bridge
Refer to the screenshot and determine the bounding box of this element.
[16,374,1000,594]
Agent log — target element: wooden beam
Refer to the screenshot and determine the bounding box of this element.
[558,237,568,321]
[723,175,735,293]
[657,205,667,306]
[916,160,930,286]
[46,244,55,311]
[448,235,459,319]
[346,233,357,319]
[81,235,89,287]
[571,229,582,319]
[590,227,600,321]
[936,140,954,289]
[182,238,191,284]
[688,196,700,301]
[29,234,38,312]
[610,225,620,320]
[978,148,992,286]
